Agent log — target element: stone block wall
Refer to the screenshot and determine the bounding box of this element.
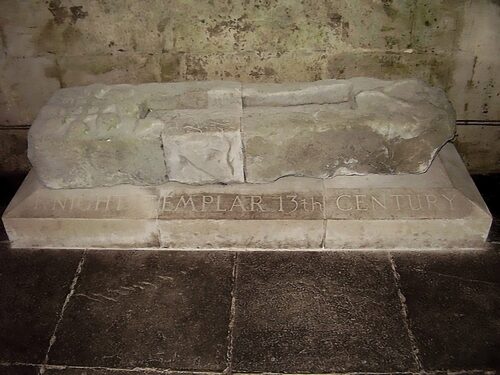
[0,0,499,175]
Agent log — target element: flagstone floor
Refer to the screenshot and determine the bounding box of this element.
[0,174,498,375]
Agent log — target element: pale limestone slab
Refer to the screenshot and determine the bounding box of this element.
[28,81,244,188]
[326,218,491,250]
[158,220,324,249]
[323,143,492,249]
[2,172,160,248]
[154,176,324,220]
[2,144,491,250]
[160,113,244,184]
[4,173,158,220]
[242,80,352,107]
[242,78,455,182]
[5,218,159,249]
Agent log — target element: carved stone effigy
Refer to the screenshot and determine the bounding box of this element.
[2,79,492,250]
[28,78,455,188]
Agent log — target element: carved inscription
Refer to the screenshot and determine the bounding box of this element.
[27,188,471,220]
[326,188,471,219]
[333,193,456,211]
[33,195,129,212]
[158,193,324,220]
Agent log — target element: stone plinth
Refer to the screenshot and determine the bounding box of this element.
[3,144,491,250]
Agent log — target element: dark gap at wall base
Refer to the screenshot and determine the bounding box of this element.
[0,173,27,207]
[1,120,500,131]
[0,124,31,130]
[455,120,500,126]
[472,174,500,243]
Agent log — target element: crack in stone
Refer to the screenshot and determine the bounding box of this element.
[224,253,239,375]
[226,136,235,177]
[138,102,152,119]
[180,155,217,179]
[39,251,87,375]
[73,277,171,304]
[413,269,498,286]
[159,134,169,180]
[388,253,424,372]
[242,99,351,108]
[238,114,248,183]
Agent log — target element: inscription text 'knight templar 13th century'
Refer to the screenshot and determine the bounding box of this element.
[30,188,469,219]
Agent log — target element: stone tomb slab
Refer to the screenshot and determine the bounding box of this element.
[2,144,491,250]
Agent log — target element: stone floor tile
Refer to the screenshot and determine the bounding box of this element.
[43,367,225,374]
[0,365,39,375]
[392,250,500,371]
[47,251,234,371]
[0,247,84,363]
[43,367,164,374]
[232,251,417,373]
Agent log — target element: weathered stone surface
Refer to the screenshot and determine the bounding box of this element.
[455,125,500,174]
[242,80,352,107]
[29,81,243,188]
[0,129,30,175]
[243,78,455,182]
[323,144,492,249]
[3,144,491,250]
[182,50,329,82]
[29,78,455,188]
[159,110,244,185]
[0,56,61,125]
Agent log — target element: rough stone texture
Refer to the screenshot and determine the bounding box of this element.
[323,143,492,249]
[0,129,30,175]
[455,125,500,174]
[56,54,165,87]
[29,81,244,188]
[182,51,329,82]
[332,0,414,50]
[326,51,454,90]
[3,144,491,250]
[0,56,61,125]
[0,248,84,363]
[449,0,500,120]
[393,250,500,370]
[1,0,498,176]
[29,78,455,188]
[0,246,498,374]
[233,252,417,372]
[158,84,244,184]
[243,78,455,182]
[47,251,234,370]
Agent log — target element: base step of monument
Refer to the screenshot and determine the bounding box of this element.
[2,144,492,250]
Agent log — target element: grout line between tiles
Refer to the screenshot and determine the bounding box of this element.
[39,250,88,375]
[388,253,424,372]
[0,361,496,374]
[224,252,239,375]
[321,178,327,249]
